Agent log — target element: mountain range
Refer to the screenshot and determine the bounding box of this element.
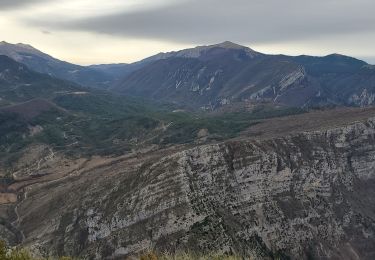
[0,51,300,168]
[1,40,375,259]
[2,41,375,110]
[0,41,127,88]
[115,42,375,109]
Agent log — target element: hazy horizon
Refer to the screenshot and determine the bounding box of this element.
[1,39,375,67]
[1,0,375,65]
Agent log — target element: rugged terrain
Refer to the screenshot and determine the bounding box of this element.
[114,42,375,109]
[0,107,374,259]
[2,41,375,111]
[0,54,169,169]
[1,41,375,260]
[0,53,303,168]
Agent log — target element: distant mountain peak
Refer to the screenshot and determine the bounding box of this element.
[15,42,38,51]
[0,41,34,48]
[0,41,49,56]
[323,53,368,65]
[142,41,262,63]
[185,41,258,56]
[0,41,33,49]
[209,41,248,49]
[0,41,116,88]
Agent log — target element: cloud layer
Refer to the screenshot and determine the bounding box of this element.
[0,0,50,10]
[1,0,374,64]
[28,0,375,45]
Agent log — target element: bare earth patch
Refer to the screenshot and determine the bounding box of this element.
[0,193,17,204]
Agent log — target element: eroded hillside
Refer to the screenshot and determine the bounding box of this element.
[1,108,375,259]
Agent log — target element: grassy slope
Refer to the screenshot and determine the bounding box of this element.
[0,89,304,170]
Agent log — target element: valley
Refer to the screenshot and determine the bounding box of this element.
[0,41,375,259]
[1,106,375,259]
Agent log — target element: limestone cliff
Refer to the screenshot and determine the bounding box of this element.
[13,118,375,259]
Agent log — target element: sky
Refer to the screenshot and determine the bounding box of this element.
[1,0,374,65]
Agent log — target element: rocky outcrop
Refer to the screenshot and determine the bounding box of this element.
[14,117,375,259]
[114,43,375,110]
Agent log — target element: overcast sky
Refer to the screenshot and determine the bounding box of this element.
[1,0,374,65]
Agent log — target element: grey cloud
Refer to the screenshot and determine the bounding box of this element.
[27,0,375,45]
[0,0,50,10]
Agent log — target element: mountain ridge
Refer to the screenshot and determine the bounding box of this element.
[0,41,117,88]
[1,40,375,259]
[141,41,262,62]
[112,43,375,109]
[4,106,375,259]
[2,40,375,110]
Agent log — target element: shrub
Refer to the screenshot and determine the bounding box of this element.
[0,240,34,260]
[0,241,75,260]
[140,252,158,260]
[139,251,244,260]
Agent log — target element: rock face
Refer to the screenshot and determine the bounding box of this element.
[114,44,311,109]
[13,116,375,259]
[114,43,375,110]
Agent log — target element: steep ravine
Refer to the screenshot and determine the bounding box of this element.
[16,118,375,259]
